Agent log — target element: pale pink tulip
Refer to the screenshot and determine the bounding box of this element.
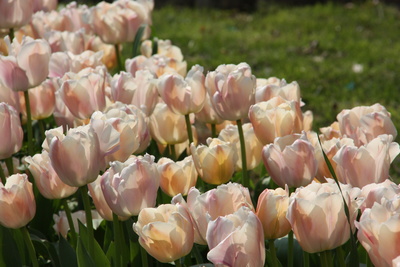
[157,65,206,115]
[172,182,254,245]
[190,138,237,185]
[0,78,20,113]
[0,103,23,159]
[359,179,400,212]
[126,54,187,78]
[25,150,78,199]
[45,29,88,55]
[255,80,303,105]
[206,207,265,267]
[141,39,184,61]
[262,132,317,188]
[256,187,291,240]
[48,125,102,187]
[100,155,160,217]
[206,62,256,121]
[195,93,225,125]
[110,71,136,104]
[53,210,103,238]
[131,70,158,116]
[133,203,194,263]
[0,174,36,229]
[287,179,360,253]
[0,0,33,29]
[33,0,58,12]
[333,134,400,187]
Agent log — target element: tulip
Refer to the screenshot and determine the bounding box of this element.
[157,156,197,197]
[0,103,23,159]
[48,125,102,187]
[141,39,184,61]
[256,187,291,240]
[195,93,225,126]
[249,96,303,145]
[206,62,256,121]
[190,138,237,185]
[157,64,206,115]
[333,134,400,188]
[319,121,341,140]
[0,174,36,229]
[110,71,136,105]
[172,182,254,245]
[337,103,397,146]
[255,80,302,105]
[356,201,400,267]
[25,150,78,199]
[53,210,103,238]
[53,91,85,131]
[262,132,317,188]
[0,36,51,91]
[133,203,194,263]
[0,82,20,113]
[45,29,88,55]
[100,155,160,217]
[218,122,263,171]
[126,54,187,78]
[130,70,158,116]
[287,179,360,253]
[359,179,400,212]
[0,0,33,29]
[206,206,265,267]
[33,0,58,13]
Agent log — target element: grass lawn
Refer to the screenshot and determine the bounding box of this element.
[152,2,400,177]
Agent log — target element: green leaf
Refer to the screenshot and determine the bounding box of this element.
[76,237,96,267]
[0,225,22,267]
[58,235,78,267]
[132,24,147,57]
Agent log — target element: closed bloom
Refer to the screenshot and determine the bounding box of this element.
[101,155,160,217]
[262,132,317,188]
[53,210,103,238]
[333,134,400,188]
[190,138,237,185]
[25,150,78,199]
[356,200,400,267]
[256,187,291,240]
[126,54,187,78]
[0,0,33,29]
[255,80,302,105]
[157,156,197,197]
[206,207,265,267]
[0,103,23,159]
[0,36,51,91]
[48,125,102,187]
[249,96,303,145]
[206,62,256,121]
[287,179,360,253]
[172,182,254,245]
[157,64,206,115]
[133,203,194,263]
[0,174,36,229]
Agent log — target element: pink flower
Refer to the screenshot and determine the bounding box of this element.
[0,103,23,159]
[0,0,33,29]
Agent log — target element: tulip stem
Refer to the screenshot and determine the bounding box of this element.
[9,28,14,41]
[62,199,77,248]
[320,250,333,267]
[112,213,122,267]
[38,119,46,143]
[80,185,94,258]
[114,44,123,72]
[336,246,346,267]
[0,164,6,184]
[174,259,182,267]
[303,251,310,267]
[140,244,148,267]
[21,227,39,267]
[288,231,294,267]
[210,123,217,138]
[169,144,177,161]
[268,239,279,267]
[236,119,249,187]
[24,91,34,156]
[185,114,194,147]
[5,157,14,176]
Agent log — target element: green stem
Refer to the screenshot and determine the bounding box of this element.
[21,227,38,267]
[113,213,122,267]
[268,239,279,267]
[169,144,176,161]
[5,157,14,176]
[185,114,194,146]
[38,119,46,143]
[9,28,14,41]
[140,244,148,267]
[24,91,34,156]
[0,164,6,184]
[288,231,294,267]
[62,199,77,249]
[114,44,123,72]
[236,119,249,187]
[174,259,182,267]
[211,123,217,138]
[303,251,310,267]
[80,186,94,257]
[320,250,333,267]
[336,246,346,267]
[192,244,204,264]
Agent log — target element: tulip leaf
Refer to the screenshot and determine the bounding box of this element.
[105,241,115,263]
[31,234,61,267]
[0,226,22,267]
[132,24,147,57]
[58,235,78,267]
[76,237,96,267]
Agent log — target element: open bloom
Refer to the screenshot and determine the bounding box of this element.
[0,174,36,229]
[206,207,265,267]
[133,203,194,263]
[206,62,256,121]
[0,36,51,91]
[0,102,23,159]
[287,179,360,253]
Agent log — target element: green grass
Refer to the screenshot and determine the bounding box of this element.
[152,2,400,177]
